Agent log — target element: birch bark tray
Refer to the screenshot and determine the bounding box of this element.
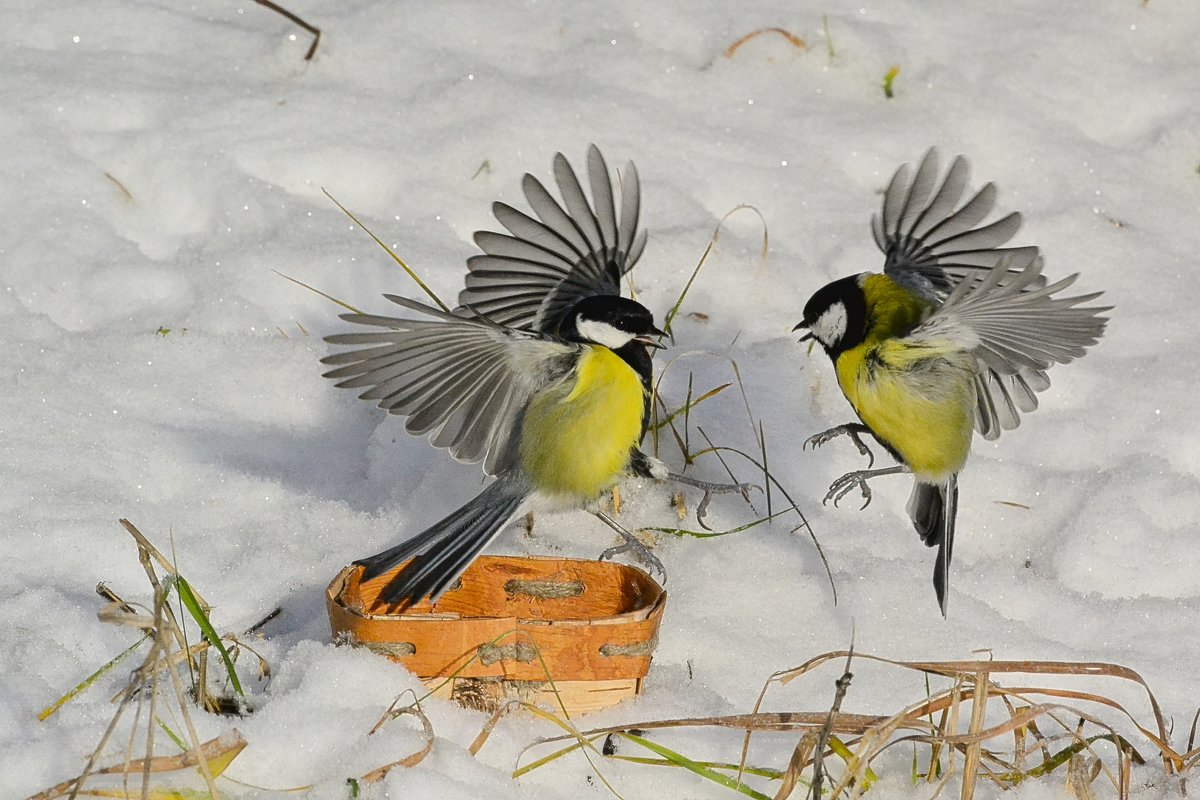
[326,554,667,714]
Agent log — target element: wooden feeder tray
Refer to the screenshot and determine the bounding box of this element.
[326,554,667,715]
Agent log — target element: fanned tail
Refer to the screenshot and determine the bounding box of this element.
[906,476,958,617]
[356,477,527,607]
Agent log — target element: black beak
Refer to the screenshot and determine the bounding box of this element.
[792,321,814,342]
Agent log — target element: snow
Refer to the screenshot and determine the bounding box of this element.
[3,0,1199,797]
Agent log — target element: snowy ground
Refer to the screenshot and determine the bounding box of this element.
[3,0,1199,797]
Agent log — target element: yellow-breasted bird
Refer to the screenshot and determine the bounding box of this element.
[793,150,1109,616]
[322,146,742,606]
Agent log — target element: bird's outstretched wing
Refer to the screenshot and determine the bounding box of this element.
[909,254,1109,436]
[321,296,579,476]
[459,144,647,334]
[875,149,1041,303]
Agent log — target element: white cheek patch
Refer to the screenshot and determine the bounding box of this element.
[576,318,635,349]
[812,302,847,348]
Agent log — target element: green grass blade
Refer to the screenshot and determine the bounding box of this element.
[617,732,774,800]
[156,716,189,752]
[175,576,243,697]
[646,509,792,539]
[38,634,149,721]
[663,241,714,337]
[652,383,731,431]
[608,755,785,780]
[990,734,1145,782]
[828,734,878,788]
[513,735,603,778]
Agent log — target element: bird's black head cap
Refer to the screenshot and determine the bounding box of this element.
[561,295,666,350]
[793,275,868,359]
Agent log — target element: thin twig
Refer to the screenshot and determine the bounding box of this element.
[253,0,321,60]
[811,641,855,799]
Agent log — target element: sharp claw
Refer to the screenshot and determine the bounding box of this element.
[599,534,667,582]
[848,431,876,468]
[824,470,877,510]
[696,490,714,530]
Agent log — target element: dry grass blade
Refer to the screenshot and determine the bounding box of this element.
[274,270,364,315]
[469,701,523,756]
[528,712,899,745]
[645,509,793,539]
[321,188,451,312]
[359,706,435,781]
[26,733,246,800]
[724,28,807,58]
[690,431,834,602]
[774,733,816,800]
[960,673,989,800]
[36,528,219,800]
[662,204,768,337]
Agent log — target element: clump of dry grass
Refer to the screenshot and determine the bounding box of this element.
[511,649,1198,800]
[30,520,251,800]
[30,520,436,799]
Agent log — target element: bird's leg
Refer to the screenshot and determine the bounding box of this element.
[825,465,910,509]
[593,510,666,582]
[630,451,757,531]
[804,423,876,468]
[665,471,756,531]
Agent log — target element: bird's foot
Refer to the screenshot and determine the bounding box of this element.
[824,470,876,509]
[666,472,758,531]
[594,511,667,582]
[598,531,666,582]
[823,464,910,510]
[804,424,876,468]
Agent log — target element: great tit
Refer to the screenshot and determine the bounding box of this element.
[793,150,1109,616]
[321,147,733,606]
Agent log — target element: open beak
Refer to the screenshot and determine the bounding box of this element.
[792,321,814,342]
[635,325,669,349]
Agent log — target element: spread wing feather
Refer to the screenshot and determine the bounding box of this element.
[322,296,577,475]
[459,145,645,334]
[910,255,1109,437]
[876,149,1041,300]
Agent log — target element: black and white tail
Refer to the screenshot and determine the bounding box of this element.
[906,475,959,617]
[356,477,527,607]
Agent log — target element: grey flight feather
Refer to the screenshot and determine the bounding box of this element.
[459,144,646,334]
[878,151,1108,439]
[321,295,579,476]
[875,148,1041,302]
[908,254,1109,438]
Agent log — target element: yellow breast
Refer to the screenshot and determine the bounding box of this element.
[518,345,646,501]
[836,344,975,479]
[835,275,976,479]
